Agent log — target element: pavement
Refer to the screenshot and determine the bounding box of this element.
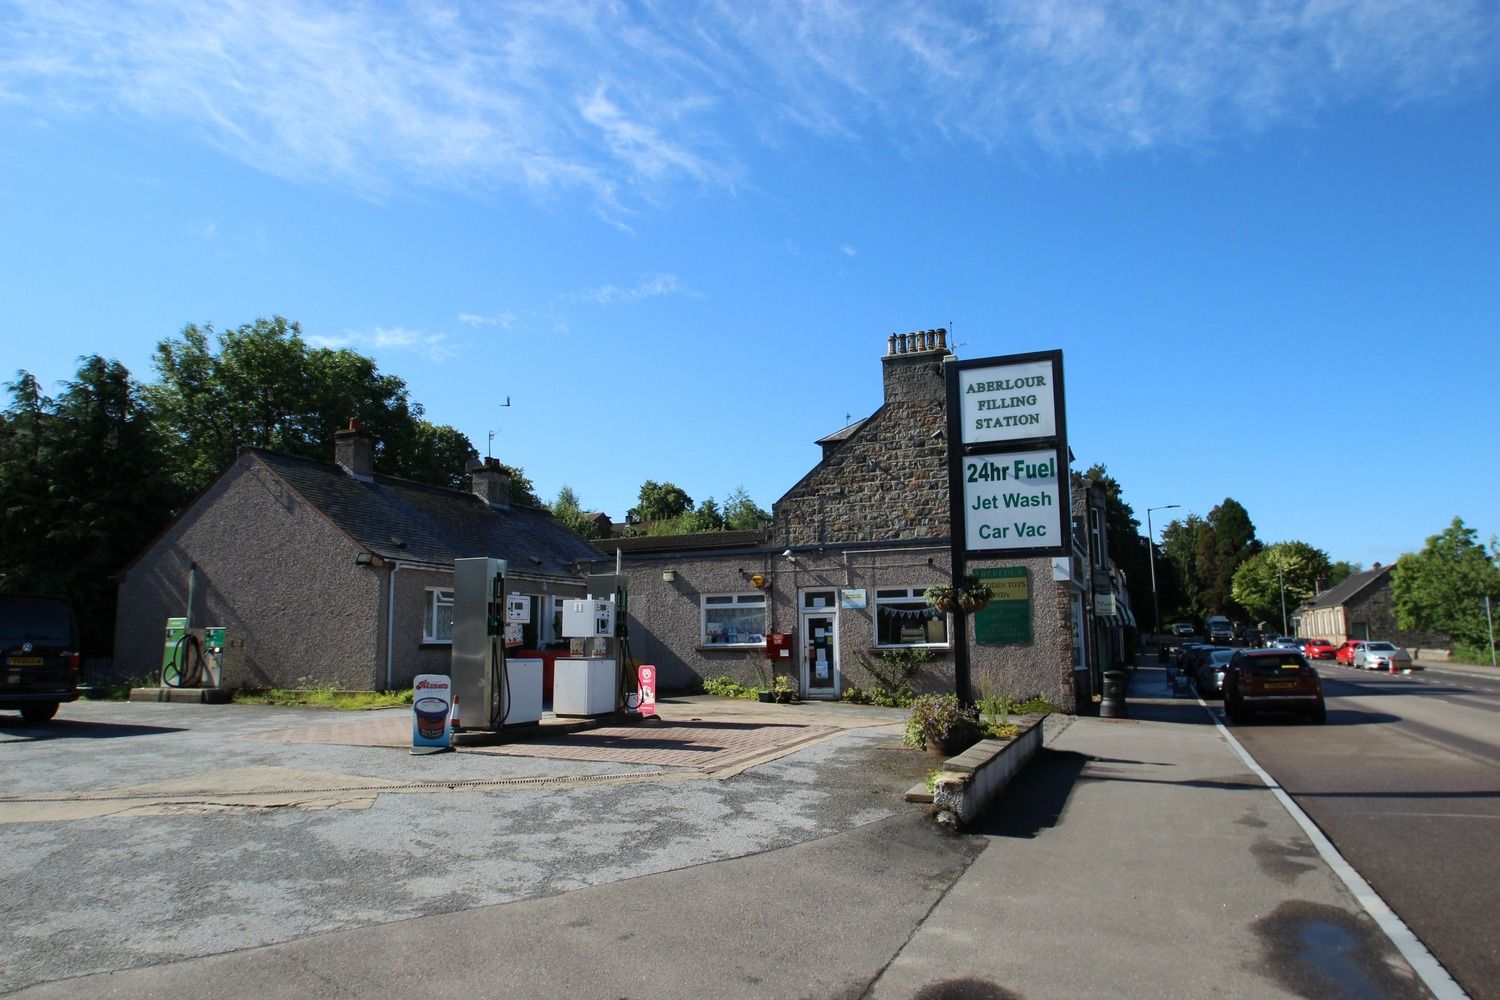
[3,671,1447,999]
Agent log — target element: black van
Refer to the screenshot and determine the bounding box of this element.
[1,594,81,723]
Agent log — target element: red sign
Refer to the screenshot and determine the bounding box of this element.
[637,664,657,717]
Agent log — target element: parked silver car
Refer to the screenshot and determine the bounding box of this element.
[1353,640,1413,672]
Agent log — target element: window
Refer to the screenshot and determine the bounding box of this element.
[702,594,766,646]
[425,588,454,643]
[875,587,948,647]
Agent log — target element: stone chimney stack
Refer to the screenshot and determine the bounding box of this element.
[334,419,375,480]
[470,457,512,508]
[881,328,951,404]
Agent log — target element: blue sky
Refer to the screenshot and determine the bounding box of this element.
[2,0,1497,570]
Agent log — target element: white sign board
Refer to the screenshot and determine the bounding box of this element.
[962,450,1064,551]
[506,594,530,623]
[958,359,1058,444]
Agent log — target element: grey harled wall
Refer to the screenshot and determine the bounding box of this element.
[617,545,1078,710]
[114,455,384,690]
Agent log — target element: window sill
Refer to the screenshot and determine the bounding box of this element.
[870,645,952,653]
[419,640,453,649]
[697,644,767,653]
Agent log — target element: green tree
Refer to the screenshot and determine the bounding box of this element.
[149,317,475,495]
[0,358,174,652]
[1391,517,1500,651]
[1231,542,1333,628]
[627,480,693,525]
[1159,514,1211,621]
[723,486,772,532]
[549,485,600,539]
[0,373,56,596]
[1201,497,1260,618]
[1328,560,1361,587]
[683,497,726,533]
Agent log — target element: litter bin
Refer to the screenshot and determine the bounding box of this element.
[1101,670,1128,719]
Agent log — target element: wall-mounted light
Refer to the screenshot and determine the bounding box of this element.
[750,573,766,589]
[354,552,374,566]
[662,570,676,582]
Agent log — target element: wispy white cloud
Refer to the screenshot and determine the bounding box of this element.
[308,326,457,362]
[578,272,697,305]
[839,244,857,258]
[2,1,1493,204]
[458,312,515,329]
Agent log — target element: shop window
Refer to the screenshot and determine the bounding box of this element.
[425,588,454,643]
[702,594,766,646]
[875,587,948,647]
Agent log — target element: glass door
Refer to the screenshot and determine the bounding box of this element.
[800,590,839,699]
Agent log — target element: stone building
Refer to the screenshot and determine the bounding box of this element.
[594,331,1100,712]
[1296,563,1448,655]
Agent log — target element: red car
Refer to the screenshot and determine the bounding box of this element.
[1335,640,1366,666]
[1303,639,1336,660]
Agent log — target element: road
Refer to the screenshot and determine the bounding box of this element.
[1225,662,1500,1000]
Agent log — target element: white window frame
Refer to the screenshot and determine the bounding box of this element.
[701,593,767,647]
[873,586,949,649]
[425,587,454,644]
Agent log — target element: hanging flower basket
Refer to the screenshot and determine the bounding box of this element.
[923,584,960,615]
[959,576,993,613]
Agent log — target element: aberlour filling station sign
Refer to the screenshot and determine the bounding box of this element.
[943,348,1068,703]
[947,349,1069,558]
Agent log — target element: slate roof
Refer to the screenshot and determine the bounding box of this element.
[594,531,768,556]
[815,417,869,446]
[1302,563,1393,610]
[250,449,604,576]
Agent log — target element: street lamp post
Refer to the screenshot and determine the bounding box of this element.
[1146,504,1180,638]
[1278,559,1288,636]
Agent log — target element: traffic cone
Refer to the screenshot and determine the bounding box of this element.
[449,697,461,732]
[1388,660,1397,675]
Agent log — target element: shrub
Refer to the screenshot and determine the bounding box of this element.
[702,676,758,699]
[853,647,929,708]
[902,693,980,752]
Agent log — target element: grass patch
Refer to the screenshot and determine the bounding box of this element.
[233,686,414,710]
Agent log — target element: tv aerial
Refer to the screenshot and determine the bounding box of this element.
[486,398,512,459]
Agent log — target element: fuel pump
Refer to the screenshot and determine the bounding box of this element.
[452,557,544,731]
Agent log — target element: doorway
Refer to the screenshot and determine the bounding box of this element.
[800,589,839,699]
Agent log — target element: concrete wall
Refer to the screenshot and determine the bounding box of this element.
[114,455,384,690]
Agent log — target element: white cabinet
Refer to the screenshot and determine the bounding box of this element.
[553,657,616,716]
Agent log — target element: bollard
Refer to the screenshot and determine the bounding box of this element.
[1101,670,1128,718]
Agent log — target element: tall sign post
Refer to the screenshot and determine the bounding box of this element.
[945,350,1069,705]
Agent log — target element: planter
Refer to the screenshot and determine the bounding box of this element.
[929,723,980,757]
[756,690,775,703]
